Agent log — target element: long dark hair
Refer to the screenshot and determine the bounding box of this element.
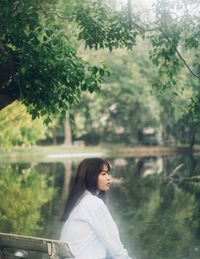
[61,158,110,221]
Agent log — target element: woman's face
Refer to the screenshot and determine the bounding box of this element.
[97,164,111,193]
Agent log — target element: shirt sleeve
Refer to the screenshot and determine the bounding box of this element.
[92,201,132,259]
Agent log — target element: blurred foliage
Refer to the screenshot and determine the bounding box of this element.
[69,40,200,146]
[0,101,47,148]
[71,44,159,144]
[74,0,200,128]
[0,165,55,235]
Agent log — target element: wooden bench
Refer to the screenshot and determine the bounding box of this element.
[0,232,74,259]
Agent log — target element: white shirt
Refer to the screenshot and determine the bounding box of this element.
[60,191,132,259]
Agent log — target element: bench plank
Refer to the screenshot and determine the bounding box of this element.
[0,233,73,259]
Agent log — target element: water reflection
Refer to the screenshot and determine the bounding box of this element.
[109,155,200,259]
[0,165,54,235]
[62,162,72,205]
[1,154,200,259]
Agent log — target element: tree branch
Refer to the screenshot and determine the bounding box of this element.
[128,0,132,30]
[160,29,200,80]
[36,0,47,15]
[36,0,200,80]
[36,0,74,20]
[165,173,200,185]
[181,175,200,181]
[169,163,184,177]
[132,22,161,32]
[46,11,74,20]
[176,48,200,79]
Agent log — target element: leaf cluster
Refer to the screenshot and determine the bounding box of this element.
[75,1,140,51]
[0,101,47,148]
[149,0,200,90]
[0,0,108,120]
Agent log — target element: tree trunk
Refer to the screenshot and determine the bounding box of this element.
[128,0,132,29]
[188,152,196,176]
[52,125,57,145]
[63,113,72,146]
[189,127,196,150]
[190,134,195,150]
[0,40,18,110]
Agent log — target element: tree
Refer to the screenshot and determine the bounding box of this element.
[1,0,199,122]
[63,113,72,146]
[0,101,47,148]
[0,0,106,121]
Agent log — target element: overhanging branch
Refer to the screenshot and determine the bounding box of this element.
[36,0,200,80]
[176,48,200,80]
[160,29,200,80]
[46,11,74,20]
[37,0,74,20]
[132,22,161,32]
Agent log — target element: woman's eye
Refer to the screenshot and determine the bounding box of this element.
[101,170,111,176]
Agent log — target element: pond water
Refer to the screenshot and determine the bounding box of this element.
[1,153,200,259]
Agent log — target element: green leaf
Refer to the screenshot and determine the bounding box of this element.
[99,69,105,77]
[21,67,27,74]
[92,66,98,74]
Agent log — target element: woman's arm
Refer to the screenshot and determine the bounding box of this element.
[92,202,132,259]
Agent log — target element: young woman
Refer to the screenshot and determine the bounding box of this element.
[60,158,132,259]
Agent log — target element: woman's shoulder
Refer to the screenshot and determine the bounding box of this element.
[67,191,106,223]
[81,191,105,210]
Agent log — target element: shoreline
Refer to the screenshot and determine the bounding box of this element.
[1,144,200,163]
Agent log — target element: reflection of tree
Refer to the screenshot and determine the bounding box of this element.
[109,156,200,259]
[62,161,72,205]
[0,166,54,236]
[131,184,199,259]
[48,163,56,215]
